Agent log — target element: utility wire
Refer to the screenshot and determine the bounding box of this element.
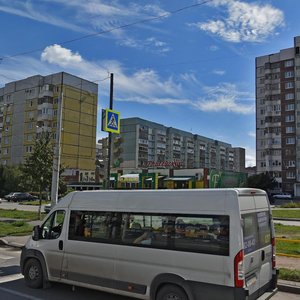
[0,0,212,61]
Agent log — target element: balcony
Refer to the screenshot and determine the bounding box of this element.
[39,85,54,98]
[36,126,52,134]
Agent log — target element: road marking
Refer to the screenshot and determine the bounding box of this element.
[0,273,23,283]
[0,254,14,260]
[0,285,42,300]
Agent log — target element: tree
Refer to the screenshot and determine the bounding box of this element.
[20,132,54,218]
[246,172,277,192]
[0,165,22,197]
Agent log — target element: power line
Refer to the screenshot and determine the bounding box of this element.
[0,0,212,61]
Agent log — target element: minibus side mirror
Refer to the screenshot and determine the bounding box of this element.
[32,225,41,241]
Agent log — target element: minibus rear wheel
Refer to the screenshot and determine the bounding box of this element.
[24,258,43,288]
[156,284,188,300]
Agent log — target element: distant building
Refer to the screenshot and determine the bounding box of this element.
[0,72,98,185]
[106,117,245,174]
[256,36,300,194]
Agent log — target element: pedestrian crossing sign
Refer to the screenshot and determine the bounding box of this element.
[102,109,120,134]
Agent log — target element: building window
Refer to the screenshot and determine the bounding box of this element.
[26,146,33,153]
[286,127,295,134]
[286,171,295,179]
[285,82,294,89]
[285,71,294,78]
[285,60,294,67]
[286,137,295,145]
[285,104,294,111]
[285,115,295,122]
[287,161,295,167]
[285,93,294,100]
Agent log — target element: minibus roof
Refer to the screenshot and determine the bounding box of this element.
[55,188,267,214]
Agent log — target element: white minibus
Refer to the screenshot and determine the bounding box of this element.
[21,188,278,300]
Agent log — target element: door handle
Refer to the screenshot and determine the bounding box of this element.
[261,250,265,261]
[59,240,63,251]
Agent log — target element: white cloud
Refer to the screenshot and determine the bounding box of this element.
[245,147,256,167]
[119,36,170,53]
[248,131,256,138]
[209,45,219,51]
[193,83,254,114]
[194,0,284,42]
[41,44,83,67]
[213,69,225,76]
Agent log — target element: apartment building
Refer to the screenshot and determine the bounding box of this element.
[0,72,98,184]
[256,36,300,194]
[109,117,244,173]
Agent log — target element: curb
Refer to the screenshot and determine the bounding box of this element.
[273,217,300,222]
[278,280,300,294]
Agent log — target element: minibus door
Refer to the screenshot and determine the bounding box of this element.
[242,210,273,297]
[39,210,66,280]
[256,210,273,296]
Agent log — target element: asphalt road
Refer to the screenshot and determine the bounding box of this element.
[0,200,46,212]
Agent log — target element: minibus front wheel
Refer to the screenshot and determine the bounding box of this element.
[24,258,43,289]
[156,284,188,300]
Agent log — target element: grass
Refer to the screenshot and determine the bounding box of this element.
[276,239,300,256]
[280,202,300,208]
[275,224,300,257]
[272,209,300,219]
[274,224,300,239]
[279,268,300,282]
[0,221,33,237]
[0,208,43,220]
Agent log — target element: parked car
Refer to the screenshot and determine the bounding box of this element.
[10,192,38,202]
[4,192,21,201]
[272,193,292,199]
[44,203,52,213]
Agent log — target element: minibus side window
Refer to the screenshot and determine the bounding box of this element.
[242,212,271,254]
[122,213,229,256]
[68,210,122,242]
[41,210,65,240]
[257,211,271,248]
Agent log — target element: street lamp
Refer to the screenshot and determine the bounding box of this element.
[50,73,64,207]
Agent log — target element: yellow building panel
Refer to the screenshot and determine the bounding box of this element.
[64,97,80,111]
[80,112,94,126]
[63,109,80,122]
[62,144,79,155]
[63,120,80,132]
[62,132,79,145]
[61,156,79,169]
[80,124,95,136]
[78,135,93,146]
[78,146,93,157]
[80,102,96,115]
[78,157,95,170]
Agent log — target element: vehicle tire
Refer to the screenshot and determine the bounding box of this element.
[156,284,188,300]
[24,258,43,288]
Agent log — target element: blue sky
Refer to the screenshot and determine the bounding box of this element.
[0,0,298,167]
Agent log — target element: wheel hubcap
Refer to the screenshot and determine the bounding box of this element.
[165,293,180,300]
[28,265,39,280]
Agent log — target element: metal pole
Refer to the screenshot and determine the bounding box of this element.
[51,72,64,206]
[106,73,114,189]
